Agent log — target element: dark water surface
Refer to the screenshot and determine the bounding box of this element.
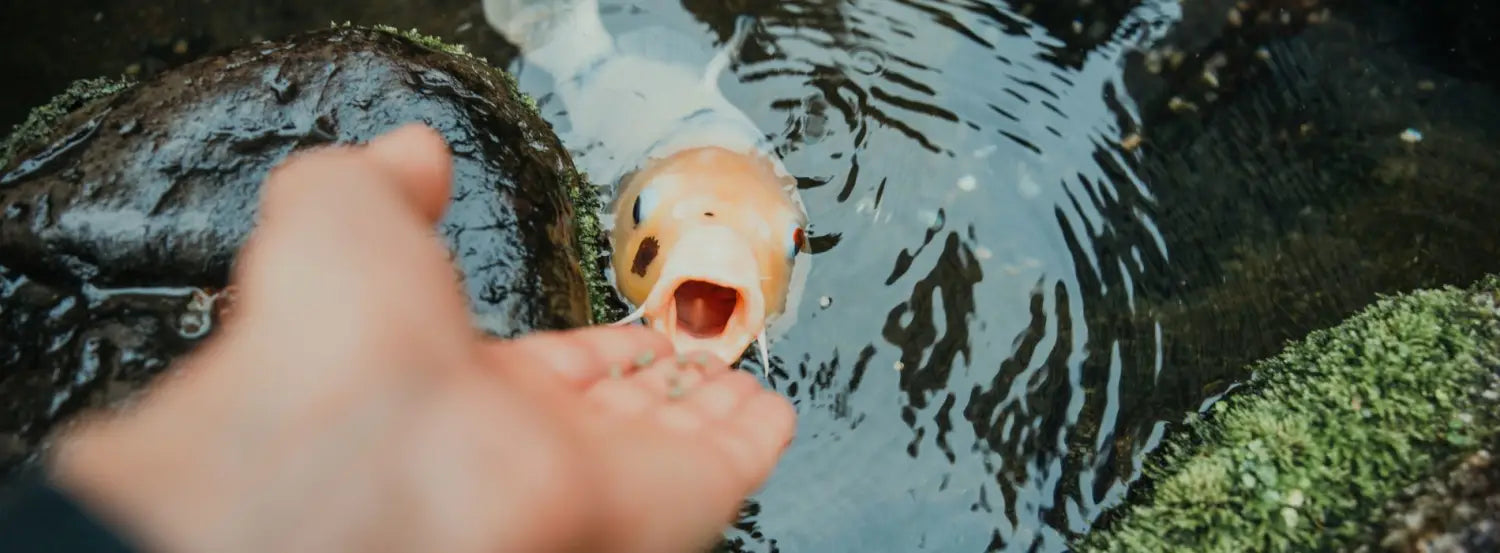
[5,1,1500,552]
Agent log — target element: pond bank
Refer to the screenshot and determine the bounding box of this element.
[1078,275,1500,552]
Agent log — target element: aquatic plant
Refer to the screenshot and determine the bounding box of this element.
[1079,276,1500,552]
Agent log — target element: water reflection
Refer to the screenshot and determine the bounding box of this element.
[515,0,1176,550]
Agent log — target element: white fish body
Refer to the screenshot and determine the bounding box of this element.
[482,0,777,186]
[482,0,811,370]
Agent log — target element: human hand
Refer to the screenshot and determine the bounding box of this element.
[42,124,797,553]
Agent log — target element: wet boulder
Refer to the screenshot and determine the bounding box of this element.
[0,25,603,475]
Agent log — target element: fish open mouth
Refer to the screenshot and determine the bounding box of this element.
[608,225,769,363]
[672,280,743,338]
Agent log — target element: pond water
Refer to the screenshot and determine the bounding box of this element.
[543,3,1176,551]
[5,1,1500,552]
[515,0,1146,549]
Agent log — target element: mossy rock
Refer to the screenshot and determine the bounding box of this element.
[0,25,615,475]
[0,77,132,171]
[1078,276,1500,552]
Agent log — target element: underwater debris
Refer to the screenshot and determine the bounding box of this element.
[1123,0,1347,126]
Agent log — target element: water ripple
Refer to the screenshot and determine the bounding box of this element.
[521,1,1176,551]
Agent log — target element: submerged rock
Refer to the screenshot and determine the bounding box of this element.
[1120,0,1344,128]
[0,26,602,475]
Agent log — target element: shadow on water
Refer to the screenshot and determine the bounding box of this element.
[4,0,1500,552]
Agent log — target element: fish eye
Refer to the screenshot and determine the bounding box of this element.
[631,186,663,226]
[787,223,806,258]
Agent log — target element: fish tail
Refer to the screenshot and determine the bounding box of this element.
[481,0,614,79]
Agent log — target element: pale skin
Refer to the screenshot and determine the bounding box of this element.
[40,123,797,553]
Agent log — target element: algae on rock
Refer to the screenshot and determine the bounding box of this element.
[0,76,131,171]
[565,169,627,324]
[1078,276,1500,552]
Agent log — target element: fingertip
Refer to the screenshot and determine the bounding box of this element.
[744,392,798,454]
[704,389,797,488]
[678,369,760,420]
[364,123,454,224]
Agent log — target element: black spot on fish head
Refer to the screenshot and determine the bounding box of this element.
[632,235,659,277]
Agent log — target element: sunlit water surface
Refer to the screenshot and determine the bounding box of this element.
[509,1,1182,551]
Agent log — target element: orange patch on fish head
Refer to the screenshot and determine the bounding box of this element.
[609,146,807,361]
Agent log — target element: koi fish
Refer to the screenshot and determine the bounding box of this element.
[481,0,811,373]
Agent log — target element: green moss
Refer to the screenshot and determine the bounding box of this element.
[1079,276,1500,553]
[366,23,473,58]
[1,76,132,170]
[355,22,541,116]
[566,170,622,324]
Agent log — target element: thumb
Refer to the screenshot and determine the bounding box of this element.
[227,124,470,356]
[362,123,454,224]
